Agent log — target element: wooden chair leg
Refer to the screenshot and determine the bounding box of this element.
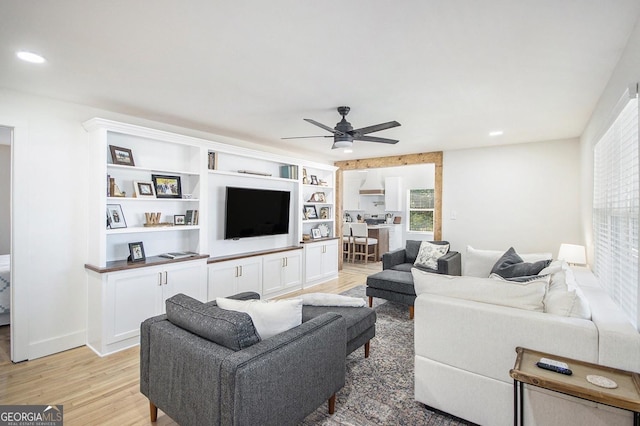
[409,305,414,320]
[368,296,373,307]
[150,401,158,422]
[364,341,370,358]
[328,393,336,414]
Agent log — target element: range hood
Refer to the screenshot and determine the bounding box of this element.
[359,170,385,195]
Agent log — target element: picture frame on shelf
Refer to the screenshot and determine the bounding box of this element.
[106,204,127,229]
[303,205,318,220]
[311,228,322,239]
[109,145,135,166]
[133,181,156,198]
[152,174,182,199]
[128,241,146,262]
[319,207,330,219]
[310,175,319,185]
[174,214,186,225]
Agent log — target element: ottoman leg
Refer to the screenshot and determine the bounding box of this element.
[368,296,373,307]
[364,341,370,358]
[409,305,414,320]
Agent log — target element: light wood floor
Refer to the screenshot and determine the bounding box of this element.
[0,261,381,425]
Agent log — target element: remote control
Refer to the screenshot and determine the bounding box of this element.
[536,361,573,375]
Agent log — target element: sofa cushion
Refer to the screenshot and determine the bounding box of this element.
[412,268,548,312]
[166,293,260,351]
[216,297,303,340]
[414,241,450,270]
[490,247,551,278]
[464,245,553,277]
[389,263,414,272]
[366,269,416,295]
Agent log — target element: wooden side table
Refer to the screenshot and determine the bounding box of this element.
[510,347,640,426]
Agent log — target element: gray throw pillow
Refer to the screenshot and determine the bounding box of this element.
[166,293,260,351]
[490,247,551,278]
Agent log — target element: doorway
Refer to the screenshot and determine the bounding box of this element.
[0,126,11,363]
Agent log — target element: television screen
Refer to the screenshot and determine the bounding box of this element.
[224,187,291,239]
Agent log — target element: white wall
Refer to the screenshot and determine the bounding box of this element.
[579,16,640,263]
[0,140,10,255]
[442,138,582,258]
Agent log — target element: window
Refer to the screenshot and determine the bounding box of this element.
[408,189,434,232]
[593,89,639,330]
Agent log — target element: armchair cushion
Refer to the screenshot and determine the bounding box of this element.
[166,293,259,351]
[217,297,303,340]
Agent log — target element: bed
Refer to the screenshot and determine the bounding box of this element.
[0,254,9,325]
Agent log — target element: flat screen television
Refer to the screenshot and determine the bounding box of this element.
[224,187,291,239]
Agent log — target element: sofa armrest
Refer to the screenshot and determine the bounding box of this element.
[140,314,167,397]
[220,312,347,425]
[383,248,406,270]
[437,251,461,276]
[414,293,599,384]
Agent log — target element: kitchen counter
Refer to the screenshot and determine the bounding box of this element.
[367,226,389,261]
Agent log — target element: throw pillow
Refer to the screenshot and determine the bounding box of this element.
[413,241,449,270]
[491,247,551,278]
[489,273,551,284]
[464,245,553,277]
[166,293,260,351]
[412,268,547,312]
[216,297,303,339]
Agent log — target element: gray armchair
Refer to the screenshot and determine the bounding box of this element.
[383,240,461,275]
[140,292,346,426]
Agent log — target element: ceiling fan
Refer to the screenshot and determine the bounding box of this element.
[283,106,400,149]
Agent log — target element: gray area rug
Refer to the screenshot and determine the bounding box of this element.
[300,286,471,425]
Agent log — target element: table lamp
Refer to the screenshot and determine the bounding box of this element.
[558,243,587,265]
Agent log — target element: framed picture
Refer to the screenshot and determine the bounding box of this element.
[311,228,322,239]
[106,204,127,229]
[174,214,186,225]
[310,175,319,185]
[128,241,146,262]
[303,205,318,220]
[133,181,156,198]
[319,207,330,219]
[109,145,135,166]
[152,174,182,199]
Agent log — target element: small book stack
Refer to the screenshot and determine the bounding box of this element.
[185,210,199,225]
[279,165,298,179]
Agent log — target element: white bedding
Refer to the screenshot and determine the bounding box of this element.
[0,255,10,324]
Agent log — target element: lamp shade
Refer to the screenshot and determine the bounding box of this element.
[558,243,586,265]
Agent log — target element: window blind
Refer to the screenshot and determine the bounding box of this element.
[593,90,639,330]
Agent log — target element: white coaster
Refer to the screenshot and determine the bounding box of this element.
[586,375,618,389]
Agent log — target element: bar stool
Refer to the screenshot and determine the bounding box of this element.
[342,222,352,262]
[350,223,378,264]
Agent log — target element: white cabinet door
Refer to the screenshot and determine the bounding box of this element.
[262,251,302,296]
[385,176,402,211]
[106,267,163,346]
[208,258,262,300]
[163,261,207,304]
[389,224,403,251]
[322,240,339,278]
[304,243,325,284]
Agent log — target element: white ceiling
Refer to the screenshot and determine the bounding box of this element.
[1,1,639,161]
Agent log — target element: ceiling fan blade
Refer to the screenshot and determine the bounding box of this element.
[304,118,345,136]
[281,135,333,140]
[355,135,399,144]
[352,120,401,135]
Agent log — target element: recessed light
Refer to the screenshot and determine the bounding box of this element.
[489,130,504,137]
[16,51,46,64]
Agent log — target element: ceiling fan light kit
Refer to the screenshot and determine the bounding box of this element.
[285,106,401,149]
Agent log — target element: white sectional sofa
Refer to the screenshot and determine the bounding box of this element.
[412,247,640,426]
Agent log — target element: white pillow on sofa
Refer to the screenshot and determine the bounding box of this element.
[216,297,303,339]
[463,245,553,277]
[412,268,548,312]
[543,269,591,319]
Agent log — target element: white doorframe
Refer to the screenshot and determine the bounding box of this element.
[2,118,29,361]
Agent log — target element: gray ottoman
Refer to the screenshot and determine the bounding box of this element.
[366,269,416,319]
[303,305,376,358]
